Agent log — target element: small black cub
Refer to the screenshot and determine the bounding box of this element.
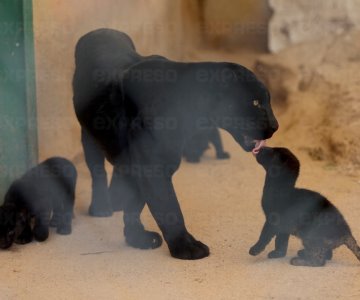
[0,157,77,249]
[249,147,360,266]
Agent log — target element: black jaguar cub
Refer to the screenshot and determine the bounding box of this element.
[249,147,360,266]
[0,157,77,249]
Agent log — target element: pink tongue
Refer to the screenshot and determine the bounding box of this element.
[252,140,266,155]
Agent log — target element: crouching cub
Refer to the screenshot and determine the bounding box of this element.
[249,147,360,266]
[0,157,77,249]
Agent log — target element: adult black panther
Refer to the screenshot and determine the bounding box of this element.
[73,29,278,259]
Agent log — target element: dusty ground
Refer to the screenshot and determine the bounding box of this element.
[1,51,360,300]
[1,131,360,300]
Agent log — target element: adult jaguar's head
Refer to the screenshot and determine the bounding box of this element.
[210,63,278,153]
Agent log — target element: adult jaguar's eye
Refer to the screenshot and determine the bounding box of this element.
[253,100,260,107]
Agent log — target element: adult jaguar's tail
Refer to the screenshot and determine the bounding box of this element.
[344,235,360,261]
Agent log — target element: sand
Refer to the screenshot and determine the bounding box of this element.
[1,129,360,300]
[1,50,360,300]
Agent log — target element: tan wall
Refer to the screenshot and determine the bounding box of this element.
[33,0,190,160]
[269,0,360,52]
[203,0,270,49]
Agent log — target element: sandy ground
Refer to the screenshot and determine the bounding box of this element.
[1,50,360,299]
[1,130,360,300]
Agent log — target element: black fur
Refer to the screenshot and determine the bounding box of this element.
[0,157,77,249]
[73,28,278,259]
[183,127,230,163]
[250,147,360,266]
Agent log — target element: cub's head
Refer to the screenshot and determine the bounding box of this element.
[212,63,278,153]
[0,204,17,249]
[256,147,300,185]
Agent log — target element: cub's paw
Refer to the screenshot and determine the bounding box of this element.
[125,228,163,249]
[249,243,265,256]
[56,224,72,235]
[50,212,71,227]
[298,248,332,260]
[15,233,33,244]
[168,232,209,260]
[49,214,60,227]
[33,226,49,242]
[290,256,325,267]
[216,152,230,160]
[268,250,286,259]
[290,257,308,266]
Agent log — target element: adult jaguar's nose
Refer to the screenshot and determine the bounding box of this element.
[271,118,279,133]
[264,119,279,139]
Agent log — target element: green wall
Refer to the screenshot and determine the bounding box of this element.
[0,0,38,202]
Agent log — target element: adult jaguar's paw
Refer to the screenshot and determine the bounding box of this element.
[168,232,209,260]
[125,228,163,249]
[268,250,286,259]
[185,156,201,163]
[89,188,113,217]
[249,243,265,256]
[88,204,113,217]
[216,152,230,160]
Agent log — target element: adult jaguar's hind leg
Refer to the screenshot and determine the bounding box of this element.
[129,136,209,260]
[82,128,113,217]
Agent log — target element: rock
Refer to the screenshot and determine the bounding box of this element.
[255,30,360,104]
[269,0,360,53]
[256,30,360,173]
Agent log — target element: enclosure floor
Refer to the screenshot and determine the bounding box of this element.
[1,130,360,300]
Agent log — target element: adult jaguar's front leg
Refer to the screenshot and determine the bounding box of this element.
[118,158,163,250]
[130,140,209,259]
